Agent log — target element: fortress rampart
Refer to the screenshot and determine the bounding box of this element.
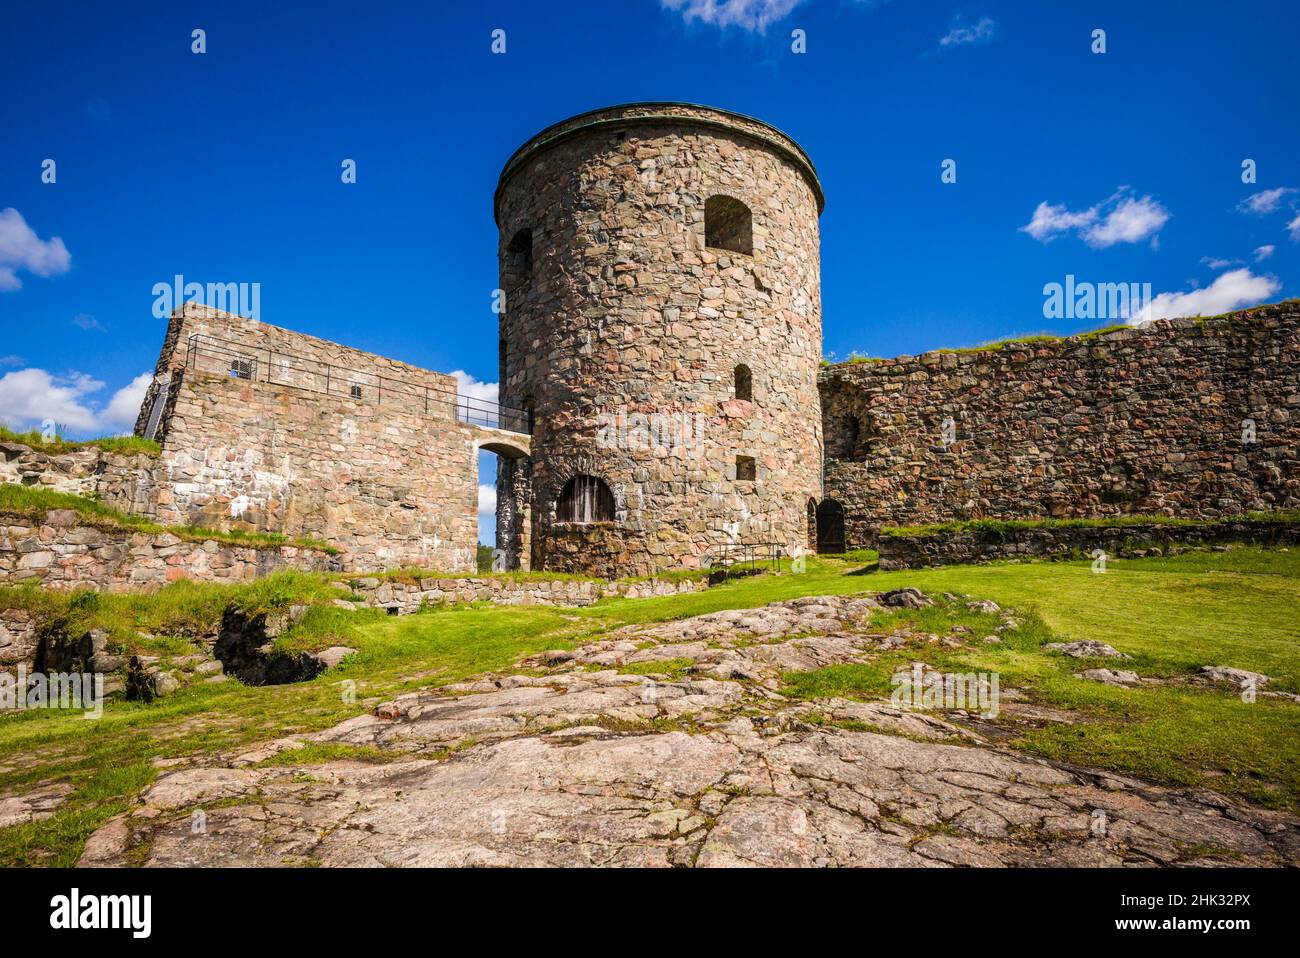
[820,302,1300,549]
[133,304,528,572]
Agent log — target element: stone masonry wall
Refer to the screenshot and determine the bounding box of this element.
[821,303,1300,548]
[138,305,529,572]
[875,519,1300,570]
[344,572,708,613]
[0,509,336,592]
[496,104,824,577]
[0,441,158,518]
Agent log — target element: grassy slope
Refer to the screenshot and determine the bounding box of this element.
[0,485,338,554]
[0,426,159,458]
[0,547,1296,864]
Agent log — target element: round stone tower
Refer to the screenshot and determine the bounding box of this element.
[494,103,824,577]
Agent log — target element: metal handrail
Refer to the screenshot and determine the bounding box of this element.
[706,541,786,577]
[183,333,530,434]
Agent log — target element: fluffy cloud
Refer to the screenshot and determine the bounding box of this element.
[0,208,71,292]
[939,16,996,48]
[1237,187,1295,216]
[1021,189,1169,248]
[450,370,498,406]
[1130,268,1281,325]
[0,368,151,434]
[101,372,152,429]
[1254,244,1275,262]
[72,313,106,333]
[1289,213,1300,241]
[478,483,497,544]
[659,0,804,32]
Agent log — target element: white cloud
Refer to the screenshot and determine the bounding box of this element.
[1200,256,1239,270]
[1130,268,1281,325]
[0,355,22,368]
[939,16,996,48]
[0,208,71,292]
[1289,213,1300,241]
[659,0,804,32]
[1237,187,1295,216]
[0,367,150,435]
[450,370,499,406]
[101,372,152,429]
[72,312,105,333]
[1020,189,1169,248]
[1254,244,1275,262]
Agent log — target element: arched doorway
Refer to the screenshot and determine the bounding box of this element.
[479,439,531,571]
[816,498,846,554]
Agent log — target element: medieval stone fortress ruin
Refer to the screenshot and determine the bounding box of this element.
[3,97,1300,881]
[8,102,1286,583]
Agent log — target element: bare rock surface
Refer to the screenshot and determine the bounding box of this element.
[75,592,1300,868]
[0,782,73,829]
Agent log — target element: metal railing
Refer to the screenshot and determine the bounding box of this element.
[183,333,531,434]
[705,541,786,577]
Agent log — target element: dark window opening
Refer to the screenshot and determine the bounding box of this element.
[556,474,615,523]
[350,384,362,400]
[844,417,860,456]
[506,228,533,284]
[734,363,753,402]
[229,357,255,380]
[735,455,756,481]
[705,195,753,255]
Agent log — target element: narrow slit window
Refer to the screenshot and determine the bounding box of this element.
[734,363,753,401]
[506,228,533,284]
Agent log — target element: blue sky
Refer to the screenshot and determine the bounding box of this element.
[2,0,1297,540]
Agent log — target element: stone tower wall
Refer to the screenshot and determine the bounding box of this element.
[495,104,824,576]
[137,305,513,572]
[820,302,1300,548]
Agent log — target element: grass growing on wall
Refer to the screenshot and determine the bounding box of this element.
[0,485,338,554]
[878,510,1300,539]
[0,425,159,457]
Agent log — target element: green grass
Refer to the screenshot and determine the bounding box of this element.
[0,425,159,458]
[0,485,338,554]
[1,546,1297,864]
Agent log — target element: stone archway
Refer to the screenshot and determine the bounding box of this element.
[479,440,531,571]
[816,498,846,554]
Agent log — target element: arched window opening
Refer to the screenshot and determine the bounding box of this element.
[556,474,615,523]
[735,455,757,482]
[733,363,753,401]
[816,499,846,554]
[506,228,533,284]
[705,195,753,255]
